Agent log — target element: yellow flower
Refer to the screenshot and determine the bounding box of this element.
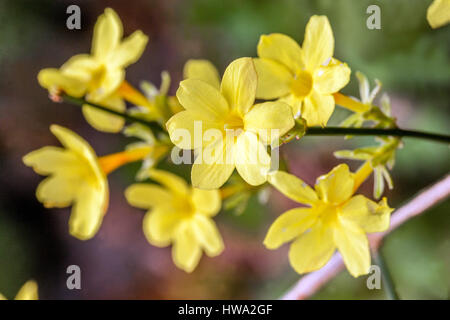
[23,125,151,240]
[167,57,295,189]
[23,125,109,240]
[38,8,148,132]
[0,280,38,300]
[125,169,224,272]
[254,15,351,126]
[264,164,393,277]
[427,0,450,28]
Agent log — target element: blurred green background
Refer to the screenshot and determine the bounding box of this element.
[0,0,448,299]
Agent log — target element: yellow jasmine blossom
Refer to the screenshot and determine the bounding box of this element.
[254,15,351,126]
[427,0,450,28]
[264,164,393,277]
[0,280,38,300]
[23,125,151,240]
[23,125,109,240]
[125,169,224,272]
[38,8,148,132]
[38,66,127,133]
[39,8,148,100]
[166,57,295,189]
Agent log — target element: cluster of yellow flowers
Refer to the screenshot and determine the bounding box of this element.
[16,5,448,290]
[24,8,395,277]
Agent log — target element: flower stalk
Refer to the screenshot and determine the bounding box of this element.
[61,93,166,134]
[61,93,450,144]
[305,126,450,143]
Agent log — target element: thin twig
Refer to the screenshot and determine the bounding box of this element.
[306,127,450,144]
[60,93,450,144]
[281,174,450,300]
[61,94,166,134]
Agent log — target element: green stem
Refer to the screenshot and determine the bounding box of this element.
[372,251,400,300]
[61,94,166,134]
[61,94,450,143]
[306,126,450,143]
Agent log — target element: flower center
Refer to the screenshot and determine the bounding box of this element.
[89,64,107,92]
[315,202,338,226]
[223,113,244,131]
[174,196,196,217]
[290,70,313,98]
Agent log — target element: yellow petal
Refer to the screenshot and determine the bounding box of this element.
[340,196,392,233]
[69,184,108,240]
[302,15,334,70]
[82,95,125,133]
[191,138,235,189]
[334,219,370,277]
[183,59,220,89]
[314,59,351,94]
[192,214,224,256]
[264,207,317,249]
[279,94,302,118]
[315,164,354,205]
[0,293,6,300]
[125,183,173,209]
[92,8,123,59]
[90,68,125,101]
[49,125,99,166]
[110,30,148,67]
[36,175,78,208]
[15,280,38,300]
[301,91,334,126]
[244,101,294,144]
[166,110,218,150]
[22,146,79,176]
[37,68,87,97]
[176,79,229,121]
[148,169,189,196]
[257,33,304,73]
[288,224,335,274]
[61,54,100,80]
[235,131,270,186]
[267,171,318,205]
[253,58,292,99]
[143,207,183,247]
[168,96,184,115]
[220,57,257,117]
[172,222,202,272]
[191,188,221,217]
[427,0,450,28]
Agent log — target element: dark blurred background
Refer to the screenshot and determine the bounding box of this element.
[0,0,448,299]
